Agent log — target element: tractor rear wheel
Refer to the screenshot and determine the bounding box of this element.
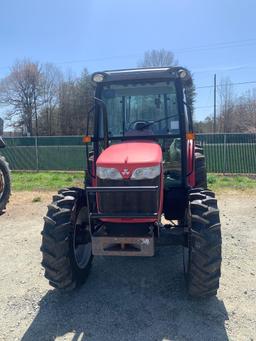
[195,145,207,188]
[0,156,11,214]
[183,188,222,298]
[41,188,93,290]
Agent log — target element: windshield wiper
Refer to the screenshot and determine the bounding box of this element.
[142,114,179,129]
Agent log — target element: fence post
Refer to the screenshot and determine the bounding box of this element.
[223,133,227,174]
[35,136,39,171]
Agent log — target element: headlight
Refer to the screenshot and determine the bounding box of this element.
[178,69,187,79]
[92,73,105,83]
[131,165,160,180]
[97,167,122,180]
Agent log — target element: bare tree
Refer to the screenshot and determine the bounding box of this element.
[138,49,196,115]
[39,63,63,135]
[138,48,178,67]
[0,60,64,136]
[194,116,214,133]
[0,60,43,135]
[232,90,256,133]
[218,78,235,132]
[58,76,77,135]
[196,84,256,133]
[58,69,93,135]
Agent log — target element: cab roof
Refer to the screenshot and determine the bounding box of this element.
[91,66,192,85]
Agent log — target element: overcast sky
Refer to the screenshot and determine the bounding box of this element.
[1,0,256,120]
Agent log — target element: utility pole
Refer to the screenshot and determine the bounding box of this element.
[213,74,217,133]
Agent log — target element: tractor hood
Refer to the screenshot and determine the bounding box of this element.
[96,141,162,178]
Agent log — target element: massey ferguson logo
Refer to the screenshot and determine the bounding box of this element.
[121,168,130,177]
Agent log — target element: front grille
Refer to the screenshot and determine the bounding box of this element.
[97,177,160,214]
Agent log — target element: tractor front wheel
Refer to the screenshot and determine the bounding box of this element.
[0,156,11,214]
[41,188,93,290]
[183,188,222,298]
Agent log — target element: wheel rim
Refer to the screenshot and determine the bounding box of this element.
[0,170,5,200]
[73,207,92,269]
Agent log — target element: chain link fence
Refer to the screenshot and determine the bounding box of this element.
[1,134,256,173]
[1,136,86,171]
[197,133,256,173]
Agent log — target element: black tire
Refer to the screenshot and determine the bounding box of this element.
[195,145,207,189]
[0,155,11,214]
[184,188,222,298]
[41,187,93,290]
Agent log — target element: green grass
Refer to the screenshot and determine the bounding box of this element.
[10,171,256,192]
[12,171,84,191]
[207,173,256,190]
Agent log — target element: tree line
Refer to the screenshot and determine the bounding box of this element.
[0,60,93,136]
[0,49,196,136]
[194,78,256,133]
[1,50,254,136]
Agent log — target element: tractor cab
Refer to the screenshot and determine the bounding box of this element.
[86,67,195,228]
[41,67,222,298]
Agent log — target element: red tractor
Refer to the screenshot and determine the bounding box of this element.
[0,137,11,214]
[41,67,222,297]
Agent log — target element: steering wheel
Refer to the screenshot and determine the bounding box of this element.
[128,120,151,131]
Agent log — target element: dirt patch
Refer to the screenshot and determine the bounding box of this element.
[0,190,255,340]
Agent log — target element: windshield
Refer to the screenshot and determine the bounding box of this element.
[100,81,179,137]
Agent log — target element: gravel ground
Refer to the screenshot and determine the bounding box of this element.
[0,190,255,341]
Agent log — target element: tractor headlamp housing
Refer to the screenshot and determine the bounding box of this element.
[92,73,105,83]
[178,69,187,79]
[131,165,160,180]
[97,166,122,180]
